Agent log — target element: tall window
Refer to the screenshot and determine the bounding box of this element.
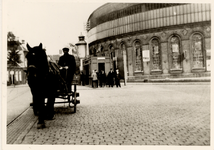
[151,39,161,70]
[170,36,181,69]
[100,45,105,56]
[134,41,142,71]
[121,44,128,72]
[93,48,97,56]
[192,34,204,68]
[19,71,22,81]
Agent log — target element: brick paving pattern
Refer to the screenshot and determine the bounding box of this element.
[17,83,210,145]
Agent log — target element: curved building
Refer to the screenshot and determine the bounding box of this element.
[84,3,211,82]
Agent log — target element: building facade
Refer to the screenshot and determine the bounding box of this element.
[7,43,28,85]
[84,3,211,82]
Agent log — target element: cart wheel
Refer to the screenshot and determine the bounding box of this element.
[73,92,77,113]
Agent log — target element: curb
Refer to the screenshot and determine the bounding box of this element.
[128,78,210,83]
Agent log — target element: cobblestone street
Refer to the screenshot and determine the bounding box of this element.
[14,83,210,146]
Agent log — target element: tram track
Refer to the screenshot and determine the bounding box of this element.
[7,106,37,144]
[7,106,31,127]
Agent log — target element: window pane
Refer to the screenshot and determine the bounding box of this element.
[192,34,204,68]
[135,41,142,71]
[170,36,181,69]
[151,39,161,70]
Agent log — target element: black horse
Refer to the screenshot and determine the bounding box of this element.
[26,43,57,129]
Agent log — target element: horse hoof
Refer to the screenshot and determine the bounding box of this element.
[37,123,46,129]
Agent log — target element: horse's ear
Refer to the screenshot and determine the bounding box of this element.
[26,43,31,51]
[39,43,43,49]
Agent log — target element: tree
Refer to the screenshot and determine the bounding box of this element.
[7,32,22,67]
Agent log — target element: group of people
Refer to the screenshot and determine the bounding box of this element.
[91,68,121,88]
[58,47,122,89]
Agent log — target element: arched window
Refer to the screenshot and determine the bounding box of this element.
[151,38,161,70]
[109,45,115,70]
[100,45,105,56]
[121,44,128,73]
[109,45,115,59]
[93,48,97,56]
[192,33,204,68]
[170,36,182,69]
[134,41,142,71]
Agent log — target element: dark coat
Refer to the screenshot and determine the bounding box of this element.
[115,72,121,81]
[100,72,106,83]
[108,71,115,80]
[107,71,115,85]
[58,53,76,83]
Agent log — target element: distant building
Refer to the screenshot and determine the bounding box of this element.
[84,3,211,82]
[7,40,28,85]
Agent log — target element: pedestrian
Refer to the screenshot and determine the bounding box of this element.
[115,68,121,87]
[80,71,85,86]
[95,70,99,88]
[91,70,98,88]
[99,70,106,87]
[58,47,76,93]
[107,68,115,87]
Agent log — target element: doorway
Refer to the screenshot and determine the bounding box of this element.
[98,63,105,74]
[84,65,89,85]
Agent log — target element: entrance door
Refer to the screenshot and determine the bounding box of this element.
[98,63,105,74]
[84,65,89,85]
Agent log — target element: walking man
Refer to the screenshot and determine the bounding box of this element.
[115,68,121,87]
[91,70,98,88]
[99,70,106,87]
[107,68,115,87]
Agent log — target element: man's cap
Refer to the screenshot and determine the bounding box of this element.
[62,48,69,51]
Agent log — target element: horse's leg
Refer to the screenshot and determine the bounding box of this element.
[46,96,55,119]
[32,95,39,116]
[36,95,46,129]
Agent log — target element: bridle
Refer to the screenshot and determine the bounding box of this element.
[26,64,37,78]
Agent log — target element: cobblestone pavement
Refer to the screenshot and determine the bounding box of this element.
[17,83,210,145]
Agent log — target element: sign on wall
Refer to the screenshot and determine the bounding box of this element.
[206,49,211,71]
[143,50,150,62]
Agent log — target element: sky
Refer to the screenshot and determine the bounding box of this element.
[4,0,106,55]
[4,0,213,56]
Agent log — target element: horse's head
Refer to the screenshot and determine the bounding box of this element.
[26,43,49,79]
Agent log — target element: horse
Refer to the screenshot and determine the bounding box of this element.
[26,43,57,129]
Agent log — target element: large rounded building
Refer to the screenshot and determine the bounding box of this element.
[83,3,211,82]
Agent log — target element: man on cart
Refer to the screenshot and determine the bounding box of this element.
[58,47,76,93]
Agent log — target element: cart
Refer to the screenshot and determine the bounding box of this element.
[52,78,80,113]
[31,61,80,115]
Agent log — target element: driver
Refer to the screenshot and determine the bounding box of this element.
[58,47,76,92]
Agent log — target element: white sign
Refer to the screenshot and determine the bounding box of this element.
[97,57,105,60]
[143,50,150,62]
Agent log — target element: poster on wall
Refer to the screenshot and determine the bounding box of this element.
[143,50,150,62]
[206,49,211,71]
